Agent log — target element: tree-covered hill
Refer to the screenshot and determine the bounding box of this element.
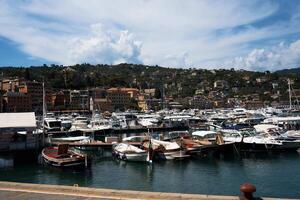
[0,64,299,100]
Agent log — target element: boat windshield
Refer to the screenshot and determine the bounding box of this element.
[49,121,61,128]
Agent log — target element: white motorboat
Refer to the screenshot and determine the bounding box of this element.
[59,116,73,131]
[88,118,112,131]
[43,118,62,132]
[112,143,148,162]
[222,129,299,151]
[69,116,90,132]
[143,139,183,160]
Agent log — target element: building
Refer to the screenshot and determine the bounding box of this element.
[144,89,156,97]
[213,80,229,90]
[122,88,139,99]
[189,96,213,109]
[69,90,89,110]
[256,77,268,83]
[51,91,66,108]
[1,78,22,92]
[89,88,107,99]
[93,98,113,112]
[107,88,131,111]
[107,88,139,111]
[138,95,148,111]
[0,112,40,151]
[18,81,43,112]
[2,92,32,112]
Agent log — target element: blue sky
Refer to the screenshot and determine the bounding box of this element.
[0,0,300,71]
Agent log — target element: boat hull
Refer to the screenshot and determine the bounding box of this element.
[235,142,299,152]
[41,147,86,168]
[113,150,148,162]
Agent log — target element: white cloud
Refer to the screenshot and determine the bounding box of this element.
[227,40,300,71]
[0,0,299,70]
[68,24,142,65]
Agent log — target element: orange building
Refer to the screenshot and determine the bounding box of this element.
[107,88,139,111]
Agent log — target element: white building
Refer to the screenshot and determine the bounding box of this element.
[0,112,40,151]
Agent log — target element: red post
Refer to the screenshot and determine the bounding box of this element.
[240,183,256,200]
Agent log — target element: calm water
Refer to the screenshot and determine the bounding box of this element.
[0,150,300,199]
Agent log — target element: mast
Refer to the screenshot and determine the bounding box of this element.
[42,81,46,146]
[288,79,292,110]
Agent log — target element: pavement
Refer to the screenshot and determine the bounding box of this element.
[0,181,288,200]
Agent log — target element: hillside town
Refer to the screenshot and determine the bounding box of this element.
[0,65,299,114]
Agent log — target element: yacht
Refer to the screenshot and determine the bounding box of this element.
[136,114,160,127]
[69,116,90,132]
[43,117,62,133]
[59,116,73,131]
[222,129,299,151]
[88,113,112,131]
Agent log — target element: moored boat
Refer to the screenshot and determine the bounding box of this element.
[112,143,149,162]
[41,144,87,167]
[143,139,185,160]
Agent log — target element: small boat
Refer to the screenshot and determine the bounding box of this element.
[143,139,185,160]
[42,144,87,167]
[112,143,149,162]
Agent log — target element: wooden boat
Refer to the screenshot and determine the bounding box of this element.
[42,144,87,167]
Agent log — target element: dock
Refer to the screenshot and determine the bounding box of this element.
[51,141,142,148]
[0,181,287,200]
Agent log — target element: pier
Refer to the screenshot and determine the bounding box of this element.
[0,181,288,200]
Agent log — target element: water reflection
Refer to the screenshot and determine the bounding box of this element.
[0,155,14,169]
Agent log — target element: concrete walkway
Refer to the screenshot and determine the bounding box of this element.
[0,181,289,200]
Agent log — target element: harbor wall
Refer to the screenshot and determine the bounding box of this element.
[0,181,289,200]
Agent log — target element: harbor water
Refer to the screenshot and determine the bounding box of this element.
[0,148,300,199]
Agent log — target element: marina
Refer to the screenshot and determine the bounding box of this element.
[1,107,300,199]
[1,1,300,199]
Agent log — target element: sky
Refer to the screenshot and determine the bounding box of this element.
[0,0,300,71]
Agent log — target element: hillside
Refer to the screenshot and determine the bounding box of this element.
[276,67,300,74]
[0,64,299,101]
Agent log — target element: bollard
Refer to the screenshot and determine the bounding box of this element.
[240,183,256,200]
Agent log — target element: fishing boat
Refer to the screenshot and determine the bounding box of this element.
[112,143,149,162]
[41,144,87,167]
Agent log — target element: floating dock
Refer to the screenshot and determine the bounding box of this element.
[0,181,287,200]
